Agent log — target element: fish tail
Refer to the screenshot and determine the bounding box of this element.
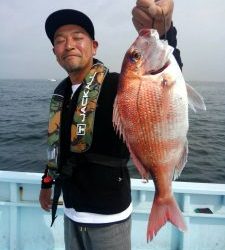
[147,195,187,242]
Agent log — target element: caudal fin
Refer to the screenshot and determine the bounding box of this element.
[147,195,187,242]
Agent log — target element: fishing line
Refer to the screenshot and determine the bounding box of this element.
[152,7,167,40]
[162,9,167,40]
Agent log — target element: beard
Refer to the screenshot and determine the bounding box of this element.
[64,64,82,74]
[57,54,93,76]
[62,58,92,75]
[58,55,83,74]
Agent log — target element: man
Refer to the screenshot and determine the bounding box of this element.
[39,1,182,249]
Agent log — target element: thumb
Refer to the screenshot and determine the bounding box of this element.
[148,4,161,18]
[136,0,159,17]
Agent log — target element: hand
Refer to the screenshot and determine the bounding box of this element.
[39,188,52,212]
[132,0,174,36]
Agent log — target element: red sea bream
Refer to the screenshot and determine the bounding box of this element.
[113,29,206,241]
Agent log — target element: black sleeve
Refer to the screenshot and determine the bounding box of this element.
[160,23,183,70]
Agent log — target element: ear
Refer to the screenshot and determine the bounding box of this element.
[52,47,56,55]
[92,40,98,56]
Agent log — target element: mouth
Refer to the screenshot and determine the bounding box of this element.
[63,54,81,60]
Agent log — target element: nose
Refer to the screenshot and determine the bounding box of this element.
[65,37,74,50]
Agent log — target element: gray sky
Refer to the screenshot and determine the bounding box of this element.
[0,0,224,82]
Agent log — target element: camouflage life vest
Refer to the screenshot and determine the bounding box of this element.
[47,62,108,177]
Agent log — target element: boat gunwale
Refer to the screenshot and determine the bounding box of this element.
[1,170,225,195]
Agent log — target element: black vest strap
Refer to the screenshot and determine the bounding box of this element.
[51,178,62,227]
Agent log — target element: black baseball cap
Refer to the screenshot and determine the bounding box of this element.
[45,9,95,45]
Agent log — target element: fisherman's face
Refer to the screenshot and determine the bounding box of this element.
[53,24,98,74]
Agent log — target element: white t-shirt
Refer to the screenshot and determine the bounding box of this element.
[71,83,81,97]
[64,203,132,224]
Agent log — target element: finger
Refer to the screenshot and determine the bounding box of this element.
[132,7,154,28]
[151,0,174,20]
[132,6,150,21]
[137,0,171,20]
[136,0,159,17]
[148,5,162,18]
[132,17,144,32]
[136,0,155,8]
[41,203,51,212]
[39,199,52,212]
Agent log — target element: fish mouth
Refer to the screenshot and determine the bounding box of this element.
[133,29,173,75]
[146,61,171,75]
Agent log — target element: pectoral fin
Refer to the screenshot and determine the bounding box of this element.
[186,83,206,112]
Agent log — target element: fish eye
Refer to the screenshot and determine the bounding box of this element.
[130,50,141,62]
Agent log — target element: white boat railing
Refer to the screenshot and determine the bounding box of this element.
[0,170,225,250]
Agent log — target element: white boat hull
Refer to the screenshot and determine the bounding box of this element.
[0,171,225,250]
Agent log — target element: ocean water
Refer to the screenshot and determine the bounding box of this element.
[0,79,225,183]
